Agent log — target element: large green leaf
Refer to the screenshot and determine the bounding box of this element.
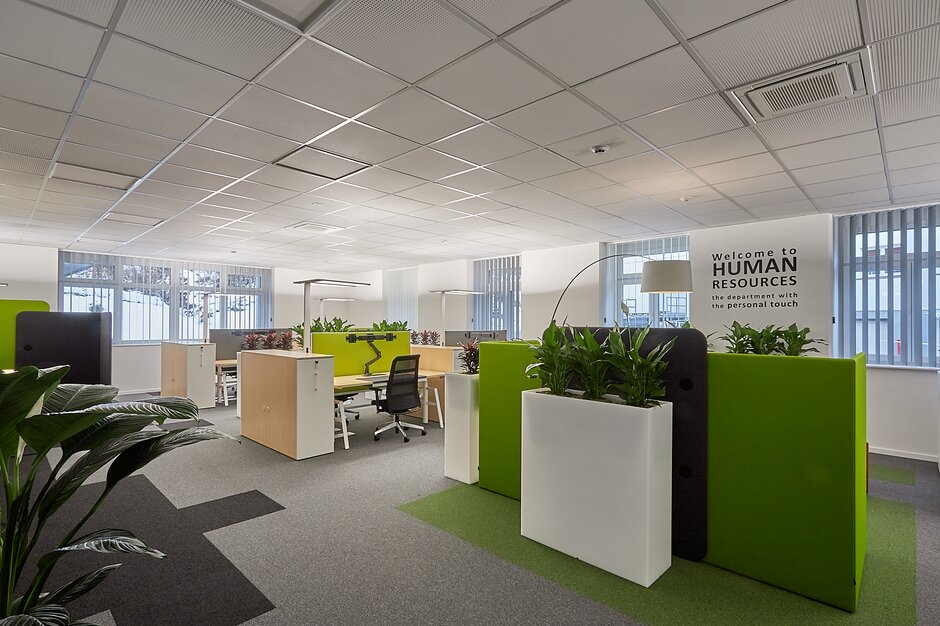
[75,398,198,424]
[38,431,167,521]
[0,367,68,461]
[16,412,108,458]
[38,529,165,571]
[106,427,236,488]
[59,414,158,459]
[39,564,121,608]
[0,605,68,626]
[42,384,118,413]
[0,616,43,626]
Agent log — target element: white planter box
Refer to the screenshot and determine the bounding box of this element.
[444,373,479,484]
[521,389,672,587]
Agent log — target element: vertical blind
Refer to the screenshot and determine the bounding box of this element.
[472,255,522,339]
[383,267,419,328]
[602,236,690,328]
[835,205,940,366]
[60,251,271,344]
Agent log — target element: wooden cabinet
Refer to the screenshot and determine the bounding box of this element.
[410,345,461,423]
[160,342,216,409]
[240,350,335,460]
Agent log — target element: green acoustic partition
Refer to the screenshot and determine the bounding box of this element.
[705,352,866,612]
[0,299,50,369]
[310,332,410,376]
[478,342,538,499]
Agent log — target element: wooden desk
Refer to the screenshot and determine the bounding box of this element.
[334,370,445,425]
[215,358,237,404]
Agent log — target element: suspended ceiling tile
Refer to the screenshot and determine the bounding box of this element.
[0,182,40,200]
[59,142,157,177]
[883,115,940,152]
[867,0,940,40]
[0,152,50,176]
[505,0,675,85]
[0,129,58,160]
[530,169,610,195]
[276,146,367,179]
[625,171,703,196]
[492,91,610,145]
[448,0,557,34]
[259,40,403,117]
[123,191,192,211]
[252,0,329,23]
[733,186,808,209]
[890,162,940,186]
[692,210,757,227]
[546,126,649,166]
[892,180,940,199]
[220,86,344,143]
[756,96,876,149]
[311,122,419,165]
[362,194,430,214]
[49,163,135,190]
[590,151,679,183]
[419,43,561,120]
[0,96,69,139]
[202,193,271,212]
[78,82,208,141]
[673,198,741,217]
[432,124,534,165]
[1,2,102,77]
[712,171,796,196]
[789,154,886,185]
[67,116,178,161]
[663,127,766,168]
[488,148,578,182]
[801,172,887,198]
[648,186,724,209]
[315,0,488,83]
[775,130,882,170]
[150,163,235,191]
[38,190,113,210]
[873,25,940,91]
[437,168,516,194]
[247,165,330,193]
[30,0,118,27]
[692,152,782,185]
[0,55,83,112]
[887,142,940,170]
[94,35,246,115]
[166,145,263,178]
[225,180,296,204]
[117,0,296,80]
[360,88,478,145]
[576,46,714,121]
[342,167,425,194]
[812,188,890,209]
[0,170,45,189]
[133,179,209,201]
[691,0,861,88]
[192,119,298,163]
[748,199,818,219]
[382,147,472,180]
[626,94,742,147]
[657,0,782,39]
[561,184,638,206]
[312,181,384,204]
[397,181,472,204]
[879,78,940,126]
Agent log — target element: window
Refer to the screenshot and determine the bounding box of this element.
[835,205,940,366]
[60,252,272,344]
[602,236,689,328]
[472,255,522,339]
[383,267,418,328]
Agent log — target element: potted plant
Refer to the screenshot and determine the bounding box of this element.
[276,330,294,351]
[241,332,260,350]
[0,366,234,623]
[444,340,481,484]
[261,331,278,350]
[719,321,825,356]
[520,323,674,587]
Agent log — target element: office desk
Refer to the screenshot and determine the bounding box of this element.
[215,358,237,403]
[334,370,444,425]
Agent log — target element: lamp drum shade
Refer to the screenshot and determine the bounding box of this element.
[641,260,693,293]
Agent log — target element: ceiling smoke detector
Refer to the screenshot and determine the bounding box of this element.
[590,144,611,154]
[727,49,873,122]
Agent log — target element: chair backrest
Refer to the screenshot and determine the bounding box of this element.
[384,354,421,414]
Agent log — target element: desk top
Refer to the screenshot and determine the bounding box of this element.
[334,369,445,392]
[216,359,237,367]
[241,349,333,361]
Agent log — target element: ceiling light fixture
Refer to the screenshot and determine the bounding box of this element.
[590,144,611,154]
[0,282,8,287]
[295,279,371,288]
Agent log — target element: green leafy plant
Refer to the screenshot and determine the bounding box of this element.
[372,320,408,331]
[777,323,825,356]
[0,368,234,623]
[292,317,356,348]
[607,326,675,408]
[566,327,610,401]
[749,324,782,354]
[457,340,480,374]
[525,320,573,396]
[719,321,751,353]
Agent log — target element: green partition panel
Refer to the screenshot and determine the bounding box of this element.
[0,299,50,369]
[311,332,410,376]
[478,341,538,499]
[705,352,866,611]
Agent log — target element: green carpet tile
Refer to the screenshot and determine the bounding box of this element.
[400,485,915,625]
[870,464,917,486]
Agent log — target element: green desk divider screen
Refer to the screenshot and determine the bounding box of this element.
[478,341,538,499]
[310,332,410,376]
[705,352,866,611]
[0,299,50,369]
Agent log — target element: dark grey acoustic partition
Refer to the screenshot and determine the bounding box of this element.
[15,311,112,384]
[209,328,292,360]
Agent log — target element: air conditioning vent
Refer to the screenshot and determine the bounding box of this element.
[727,49,873,122]
[291,221,344,234]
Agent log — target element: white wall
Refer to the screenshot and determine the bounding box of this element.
[112,344,162,394]
[0,242,58,307]
[416,259,472,334]
[271,267,383,328]
[521,242,604,339]
[867,365,939,462]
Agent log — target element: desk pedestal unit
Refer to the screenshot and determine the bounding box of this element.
[240,350,335,460]
[161,342,216,409]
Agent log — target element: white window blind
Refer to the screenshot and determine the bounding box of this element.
[835,205,940,366]
[60,251,272,344]
[472,255,522,339]
[602,236,690,328]
[383,267,418,328]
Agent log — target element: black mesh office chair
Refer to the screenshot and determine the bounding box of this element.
[373,354,426,443]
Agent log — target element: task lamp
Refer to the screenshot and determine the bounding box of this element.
[550,254,693,327]
[318,297,356,320]
[429,289,484,343]
[294,279,370,353]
